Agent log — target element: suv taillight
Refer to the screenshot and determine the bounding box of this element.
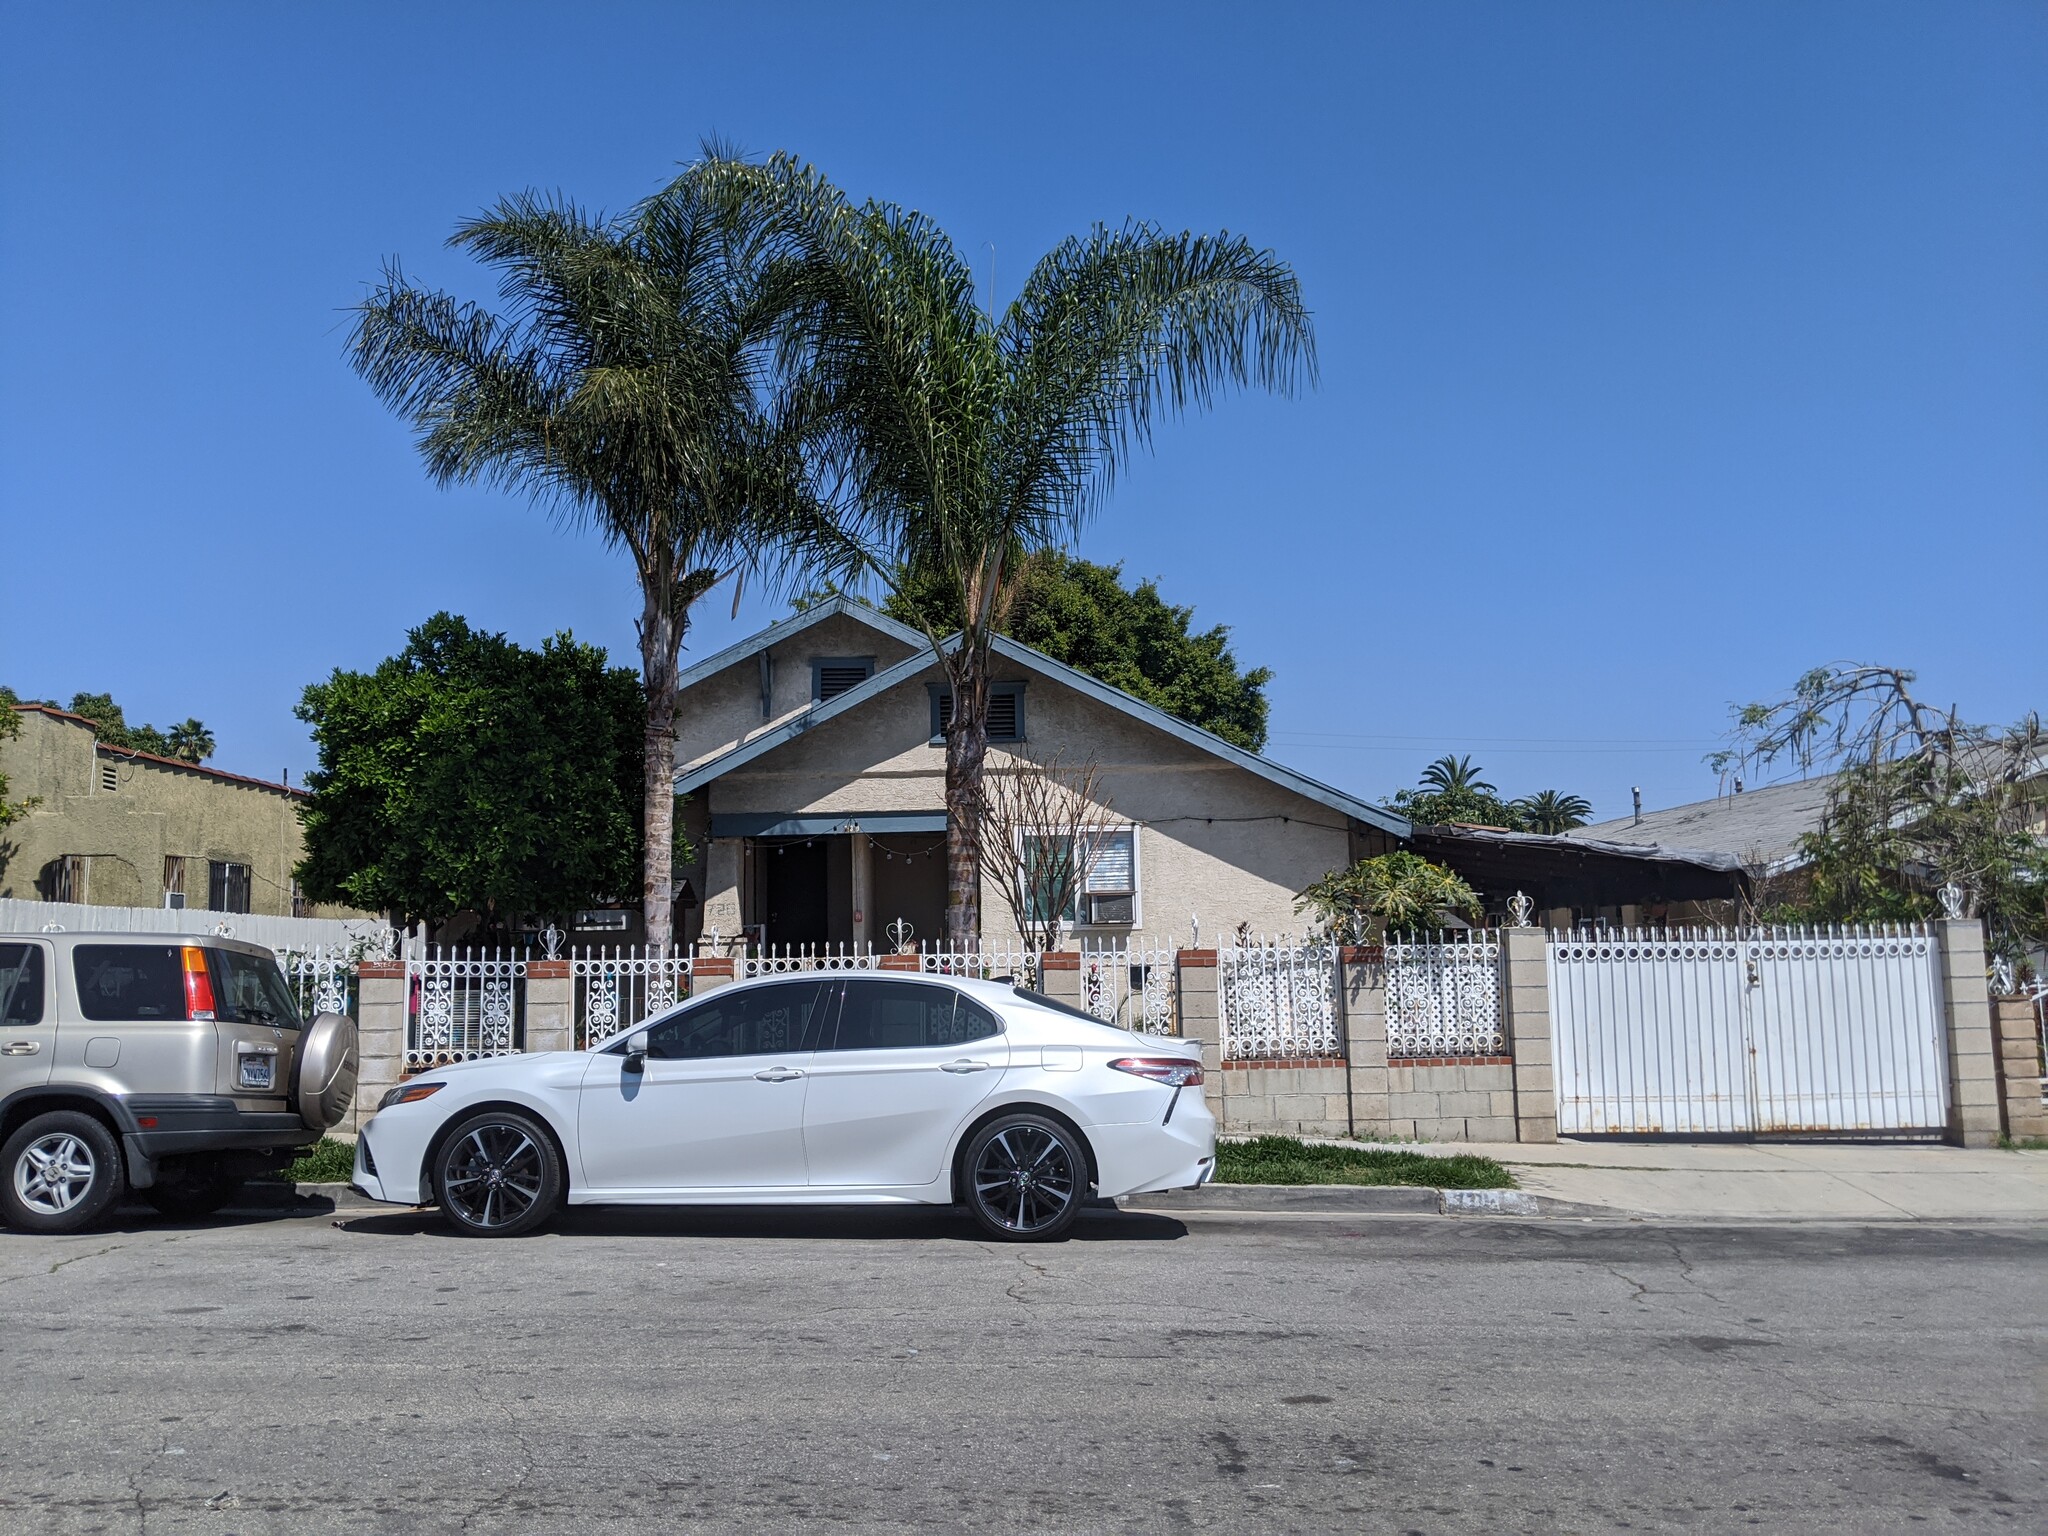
[1108,1056,1203,1087]
[181,946,217,1020]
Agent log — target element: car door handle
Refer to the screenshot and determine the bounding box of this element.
[1,1041,40,1056]
[939,1059,990,1074]
[754,1066,805,1082]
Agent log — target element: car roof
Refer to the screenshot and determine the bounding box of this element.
[0,931,277,959]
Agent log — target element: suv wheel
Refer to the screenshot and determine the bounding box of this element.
[962,1113,1088,1242]
[1,1111,125,1234]
[433,1111,562,1238]
[142,1158,245,1220]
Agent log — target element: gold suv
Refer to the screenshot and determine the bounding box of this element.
[0,933,356,1232]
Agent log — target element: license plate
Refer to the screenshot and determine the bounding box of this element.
[238,1056,274,1090]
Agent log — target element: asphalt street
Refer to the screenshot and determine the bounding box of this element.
[0,1198,2040,1534]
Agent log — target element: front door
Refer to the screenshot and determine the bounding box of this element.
[803,977,1008,1189]
[0,942,54,1101]
[575,980,830,1192]
[761,838,831,946]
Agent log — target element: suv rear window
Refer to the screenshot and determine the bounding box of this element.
[74,945,186,1021]
[208,949,304,1029]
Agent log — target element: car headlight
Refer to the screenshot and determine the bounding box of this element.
[378,1081,446,1111]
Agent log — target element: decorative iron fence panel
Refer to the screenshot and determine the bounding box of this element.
[1079,945,1180,1034]
[405,946,527,1068]
[743,945,883,979]
[1219,939,1340,1060]
[572,947,693,1047]
[277,944,361,1022]
[1384,933,1505,1058]
[1548,924,1949,1135]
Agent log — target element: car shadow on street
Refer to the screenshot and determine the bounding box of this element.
[330,1202,1189,1244]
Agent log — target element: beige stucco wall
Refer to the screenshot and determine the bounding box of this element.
[699,658,1356,945]
[674,610,922,776]
[0,707,362,918]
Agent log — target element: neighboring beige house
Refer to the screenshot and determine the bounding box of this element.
[0,703,360,919]
[667,599,1408,951]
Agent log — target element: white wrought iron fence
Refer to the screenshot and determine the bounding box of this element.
[1384,931,1506,1058]
[1079,944,1180,1034]
[405,945,527,1068]
[743,944,885,979]
[572,946,694,1047]
[275,944,360,1022]
[918,941,1038,989]
[1219,938,1340,1061]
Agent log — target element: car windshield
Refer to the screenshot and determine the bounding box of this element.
[208,949,305,1029]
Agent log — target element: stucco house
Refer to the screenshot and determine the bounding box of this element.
[666,598,1407,951]
[0,703,361,919]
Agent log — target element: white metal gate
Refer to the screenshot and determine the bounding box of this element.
[1548,926,1949,1135]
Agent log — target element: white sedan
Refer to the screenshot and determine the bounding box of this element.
[352,973,1214,1241]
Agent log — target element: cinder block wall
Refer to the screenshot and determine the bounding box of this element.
[1991,996,2045,1141]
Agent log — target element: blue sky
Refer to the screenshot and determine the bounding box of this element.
[2,1,2041,821]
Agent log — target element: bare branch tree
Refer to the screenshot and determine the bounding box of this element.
[977,750,1120,955]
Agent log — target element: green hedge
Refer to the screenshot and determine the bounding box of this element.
[286,1138,356,1184]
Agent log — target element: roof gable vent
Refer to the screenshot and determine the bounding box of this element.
[812,657,875,703]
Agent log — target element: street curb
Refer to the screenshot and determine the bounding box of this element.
[1122,1183,1624,1218]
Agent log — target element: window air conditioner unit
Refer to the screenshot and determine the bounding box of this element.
[164,892,186,910]
[1086,892,1134,925]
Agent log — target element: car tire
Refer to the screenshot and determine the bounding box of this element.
[142,1158,245,1220]
[432,1110,563,1238]
[962,1112,1089,1243]
[0,1111,126,1235]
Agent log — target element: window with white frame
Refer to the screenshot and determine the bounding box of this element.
[1020,826,1139,928]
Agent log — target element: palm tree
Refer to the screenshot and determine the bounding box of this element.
[735,155,1316,942]
[349,155,840,942]
[1514,789,1594,834]
[1420,754,1495,796]
[164,719,215,764]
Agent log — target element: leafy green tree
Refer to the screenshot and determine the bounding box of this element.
[1514,789,1593,834]
[348,150,843,942]
[877,553,1272,751]
[294,614,645,931]
[735,153,1315,941]
[1297,851,1483,940]
[56,691,215,761]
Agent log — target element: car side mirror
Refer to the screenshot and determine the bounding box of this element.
[623,1031,650,1074]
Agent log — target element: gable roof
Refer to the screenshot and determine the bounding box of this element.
[9,702,305,798]
[672,596,927,696]
[675,627,1410,838]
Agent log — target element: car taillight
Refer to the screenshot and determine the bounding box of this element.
[181,946,216,1020]
[1109,1056,1204,1087]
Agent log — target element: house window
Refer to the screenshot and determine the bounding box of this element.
[1021,827,1139,928]
[929,682,1026,744]
[163,857,187,910]
[208,860,252,915]
[38,856,87,905]
[811,657,875,703]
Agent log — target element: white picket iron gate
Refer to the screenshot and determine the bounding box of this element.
[1548,925,1950,1136]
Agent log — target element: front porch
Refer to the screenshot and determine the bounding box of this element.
[701,812,949,951]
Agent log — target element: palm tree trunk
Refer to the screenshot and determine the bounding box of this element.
[942,653,990,947]
[639,587,682,950]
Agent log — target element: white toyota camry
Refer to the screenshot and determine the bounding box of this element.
[352,972,1214,1241]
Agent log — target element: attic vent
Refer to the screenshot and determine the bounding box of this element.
[931,683,1025,743]
[100,762,119,793]
[812,657,875,703]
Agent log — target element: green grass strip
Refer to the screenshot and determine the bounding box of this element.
[1216,1135,1514,1190]
[286,1137,357,1184]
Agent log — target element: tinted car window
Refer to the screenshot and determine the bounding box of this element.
[833,980,1002,1050]
[0,944,44,1025]
[640,981,827,1061]
[74,945,186,1021]
[208,949,304,1029]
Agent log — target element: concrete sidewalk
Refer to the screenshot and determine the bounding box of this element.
[1310,1137,2048,1221]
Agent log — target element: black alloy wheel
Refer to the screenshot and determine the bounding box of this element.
[433,1110,563,1238]
[963,1113,1087,1242]
[0,1110,125,1234]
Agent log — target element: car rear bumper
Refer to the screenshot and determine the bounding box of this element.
[119,1096,314,1158]
[1089,1098,1219,1198]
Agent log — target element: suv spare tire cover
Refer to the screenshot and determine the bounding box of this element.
[293,1013,359,1132]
